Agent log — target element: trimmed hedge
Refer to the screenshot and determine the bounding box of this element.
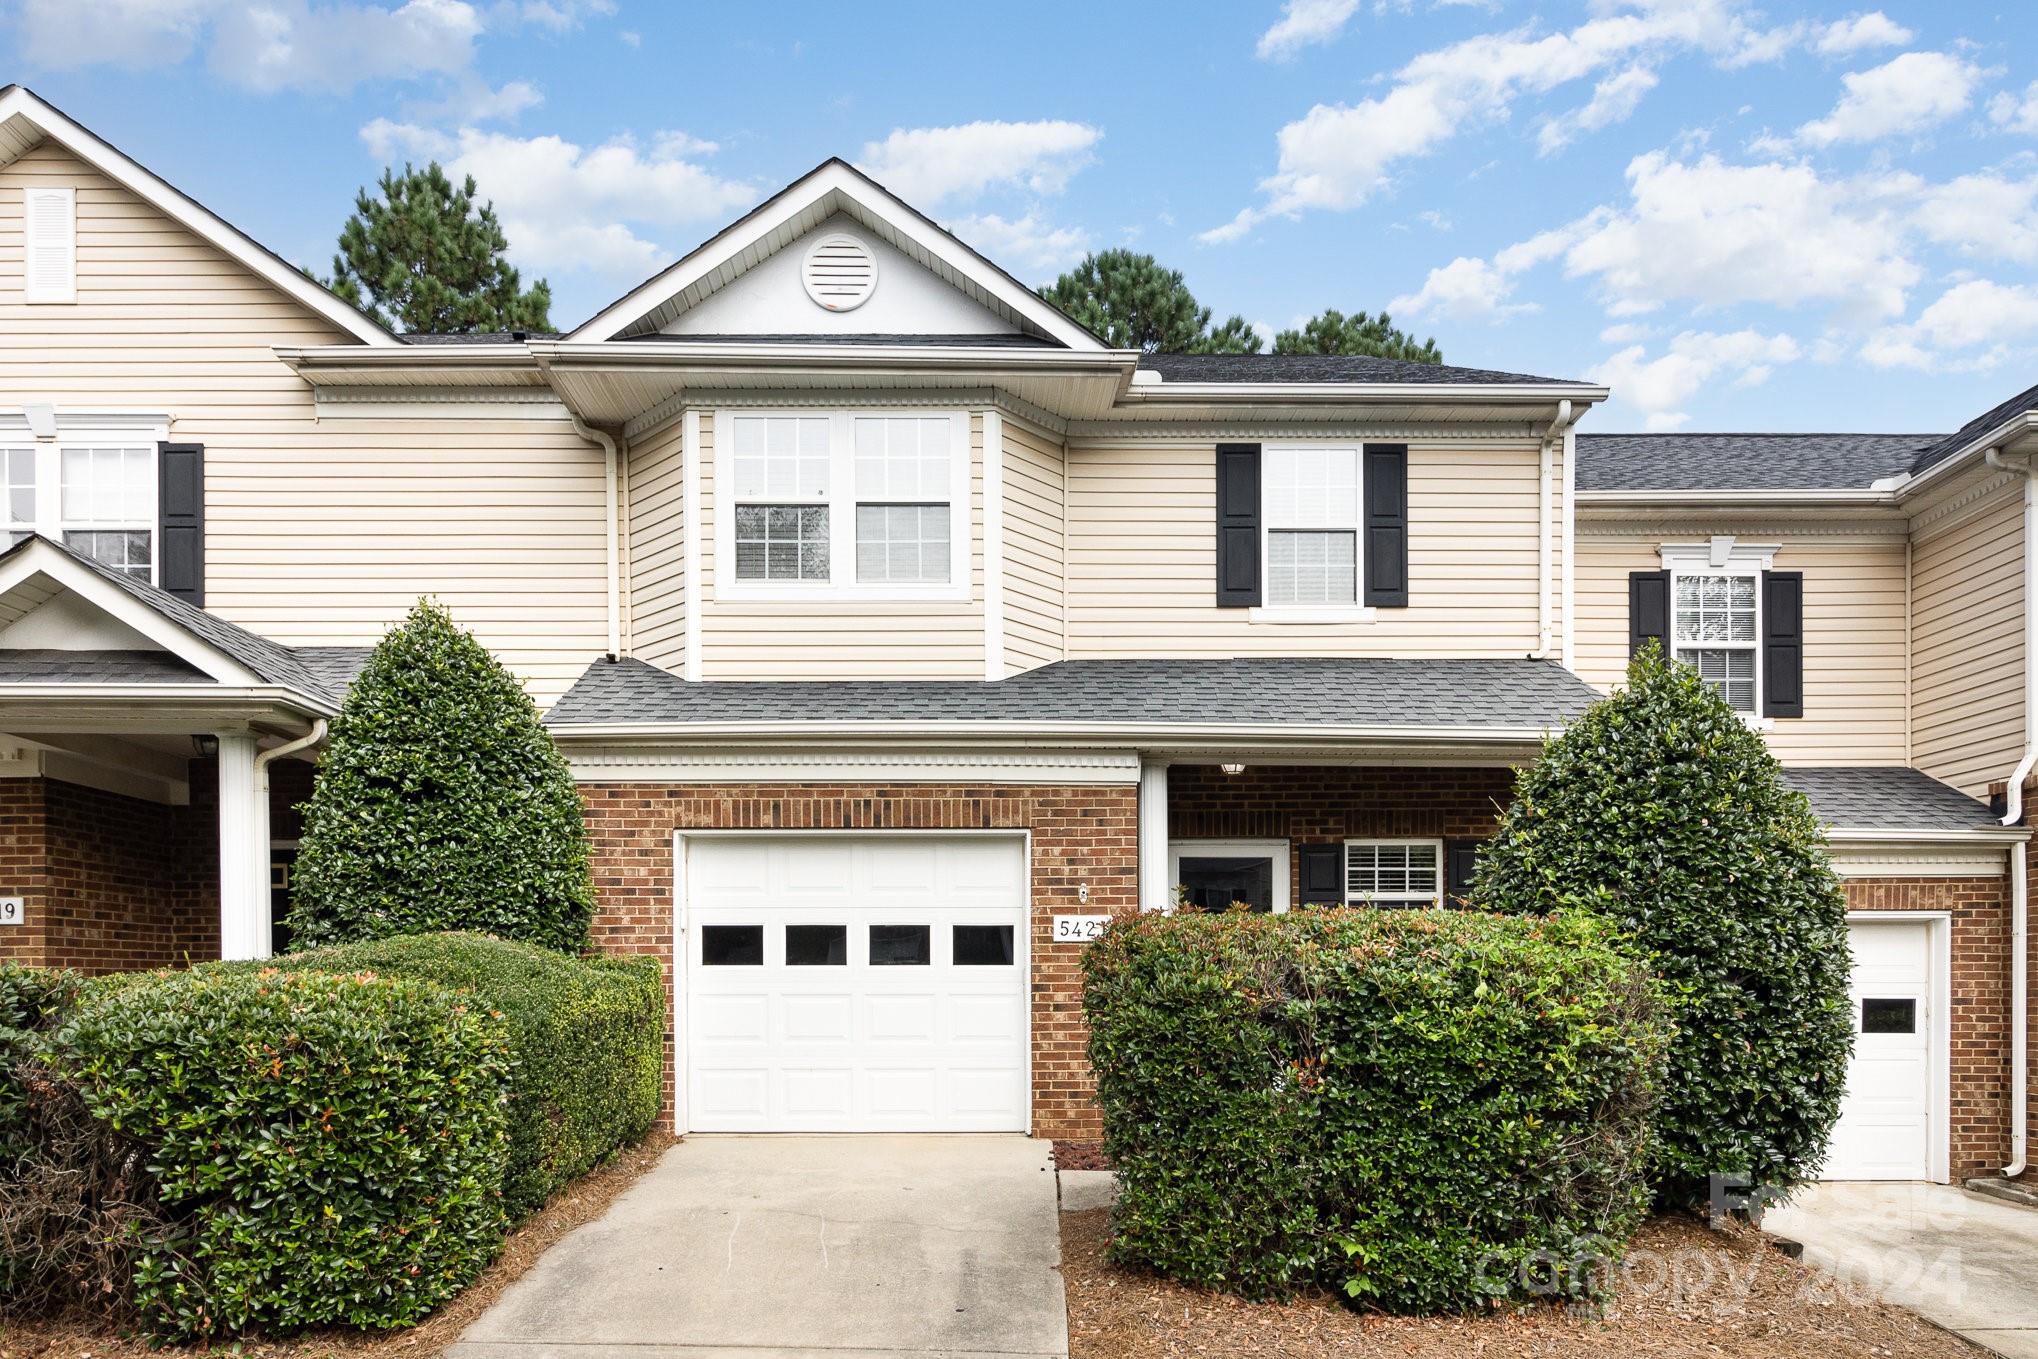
[0,963,78,1168]
[1084,909,1667,1312]
[275,933,664,1219]
[1474,644,1854,1203]
[50,968,511,1339]
[286,599,596,953]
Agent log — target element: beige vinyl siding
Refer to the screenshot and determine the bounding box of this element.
[1065,440,1553,657]
[1001,418,1064,673]
[1574,524,1909,764]
[0,142,609,702]
[1911,473,2025,795]
[697,409,986,679]
[627,414,687,671]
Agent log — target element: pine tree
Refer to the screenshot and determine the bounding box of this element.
[1040,251,1260,353]
[1272,309,1442,363]
[322,163,552,334]
[285,600,595,953]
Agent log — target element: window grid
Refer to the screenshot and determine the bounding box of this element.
[733,505,829,582]
[1672,572,1759,712]
[1,448,33,546]
[855,504,950,584]
[1345,840,1443,906]
[1262,445,1361,607]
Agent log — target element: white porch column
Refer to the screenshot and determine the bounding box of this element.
[1137,759,1170,913]
[216,730,269,960]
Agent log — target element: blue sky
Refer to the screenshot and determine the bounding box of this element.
[6,0,2037,433]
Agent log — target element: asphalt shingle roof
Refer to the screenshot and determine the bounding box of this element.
[1135,352,1588,387]
[1575,432,1939,492]
[1912,379,2038,474]
[291,646,373,696]
[0,648,209,683]
[546,656,1601,730]
[1783,766,1997,832]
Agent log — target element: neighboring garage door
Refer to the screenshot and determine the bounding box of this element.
[682,834,1029,1133]
[1825,919,1936,1180]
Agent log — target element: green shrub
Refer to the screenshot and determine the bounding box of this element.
[286,599,596,953]
[51,967,510,1339]
[274,933,663,1219]
[1084,909,1667,1311]
[1474,644,1854,1204]
[0,963,78,1168]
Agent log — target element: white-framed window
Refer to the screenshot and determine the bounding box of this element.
[1261,445,1360,608]
[1345,838,1444,906]
[1661,540,1777,717]
[1169,839,1291,915]
[0,428,159,581]
[715,409,969,600]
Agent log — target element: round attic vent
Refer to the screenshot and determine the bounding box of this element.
[802,233,878,312]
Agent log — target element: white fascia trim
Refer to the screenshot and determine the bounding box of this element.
[0,541,262,685]
[1824,826,2031,844]
[1576,488,1898,507]
[564,161,1110,350]
[533,339,1136,377]
[566,747,1139,784]
[0,88,392,346]
[1900,413,2038,498]
[546,719,1559,746]
[0,685,335,724]
[1119,382,1609,407]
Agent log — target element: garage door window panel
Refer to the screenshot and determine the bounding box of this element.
[953,924,1014,966]
[869,924,931,966]
[786,924,848,966]
[702,924,764,966]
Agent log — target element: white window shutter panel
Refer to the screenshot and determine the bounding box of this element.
[24,186,76,303]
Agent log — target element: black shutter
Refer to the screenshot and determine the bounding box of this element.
[157,441,204,606]
[1445,840,1482,908]
[1215,443,1261,607]
[1363,444,1408,607]
[1628,570,1669,659]
[1297,844,1344,908]
[1762,570,1804,718]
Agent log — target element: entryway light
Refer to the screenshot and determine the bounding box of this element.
[191,734,219,757]
[1220,763,1245,775]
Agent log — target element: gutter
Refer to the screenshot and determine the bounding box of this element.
[569,413,624,658]
[1986,444,2035,1179]
[541,718,1571,745]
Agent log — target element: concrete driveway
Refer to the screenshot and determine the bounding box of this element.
[1768,1182,2038,1358]
[449,1135,1068,1359]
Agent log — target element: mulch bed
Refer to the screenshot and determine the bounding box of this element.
[0,1133,678,1359]
[1062,1207,1984,1358]
[1052,1140,1112,1171]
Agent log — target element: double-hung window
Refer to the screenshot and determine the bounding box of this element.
[0,433,157,581]
[1345,839,1443,906]
[1671,571,1758,712]
[1261,446,1360,608]
[719,410,967,599]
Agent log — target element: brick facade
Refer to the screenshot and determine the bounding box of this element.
[578,781,1139,1140]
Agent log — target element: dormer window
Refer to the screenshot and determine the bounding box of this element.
[718,410,968,601]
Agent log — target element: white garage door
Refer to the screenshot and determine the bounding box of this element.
[682,834,1029,1132]
[1825,919,1936,1180]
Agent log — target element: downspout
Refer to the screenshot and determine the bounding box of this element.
[251,718,327,955]
[571,414,623,660]
[1986,444,2032,1178]
[1530,399,1573,659]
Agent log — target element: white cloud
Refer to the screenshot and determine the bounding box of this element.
[1863,279,2038,368]
[1989,81,2038,136]
[490,0,614,30]
[856,121,1101,207]
[1205,0,1794,241]
[212,0,483,93]
[1793,51,1984,147]
[1813,11,1913,56]
[1902,171,2038,265]
[946,212,1090,275]
[358,120,758,276]
[16,0,214,68]
[1593,329,1802,429]
[1256,0,1359,60]
[1538,64,1658,155]
[1599,322,1651,343]
[1388,256,1527,320]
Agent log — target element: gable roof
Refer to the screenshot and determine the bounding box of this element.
[1912,378,2038,475]
[0,85,393,347]
[566,158,1111,350]
[1576,433,1936,492]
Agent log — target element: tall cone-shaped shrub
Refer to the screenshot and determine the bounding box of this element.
[1473,643,1853,1204]
[285,600,595,952]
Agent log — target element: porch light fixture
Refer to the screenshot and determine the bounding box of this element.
[1220,763,1245,775]
[192,734,219,758]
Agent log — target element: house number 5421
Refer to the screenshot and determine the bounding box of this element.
[0,897,22,927]
[1052,914,1108,943]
